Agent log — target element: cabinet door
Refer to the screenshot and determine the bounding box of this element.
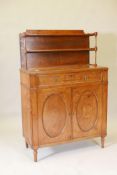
[72,84,102,139]
[38,87,71,146]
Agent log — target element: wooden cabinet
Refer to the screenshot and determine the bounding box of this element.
[20,30,108,161]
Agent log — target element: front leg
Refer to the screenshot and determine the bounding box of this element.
[101,136,105,148]
[34,149,38,162]
[25,141,28,148]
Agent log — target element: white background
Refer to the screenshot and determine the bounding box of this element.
[0,0,117,174]
[0,0,117,118]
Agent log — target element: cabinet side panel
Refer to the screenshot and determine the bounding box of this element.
[30,89,39,149]
[21,85,32,145]
[101,71,108,136]
[20,71,33,145]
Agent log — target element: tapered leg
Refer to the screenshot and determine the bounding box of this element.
[101,137,105,148]
[25,141,28,148]
[34,149,38,162]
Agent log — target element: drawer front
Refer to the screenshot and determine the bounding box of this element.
[82,71,102,82]
[38,71,102,86]
[38,74,65,86]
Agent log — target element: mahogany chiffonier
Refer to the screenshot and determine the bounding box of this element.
[19,30,108,162]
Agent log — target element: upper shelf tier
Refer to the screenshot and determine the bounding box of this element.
[19,29,98,69]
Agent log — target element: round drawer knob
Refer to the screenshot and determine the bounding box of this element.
[84,75,88,81]
[53,76,59,82]
[69,74,74,79]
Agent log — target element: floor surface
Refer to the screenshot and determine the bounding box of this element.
[0,116,117,175]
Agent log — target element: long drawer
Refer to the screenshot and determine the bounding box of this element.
[38,70,103,86]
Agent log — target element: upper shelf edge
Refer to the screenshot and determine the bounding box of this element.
[20,30,97,37]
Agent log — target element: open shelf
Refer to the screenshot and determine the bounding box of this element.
[26,47,97,53]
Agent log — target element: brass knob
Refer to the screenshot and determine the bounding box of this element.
[84,75,87,81]
[53,76,59,82]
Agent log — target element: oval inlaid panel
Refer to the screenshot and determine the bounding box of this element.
[76,91,98,132]
[42,94,66,138]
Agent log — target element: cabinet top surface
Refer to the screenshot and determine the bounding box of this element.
[20,64,108,75]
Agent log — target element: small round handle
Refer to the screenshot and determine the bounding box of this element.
[53,76,59,82]
[84,75,88,81]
